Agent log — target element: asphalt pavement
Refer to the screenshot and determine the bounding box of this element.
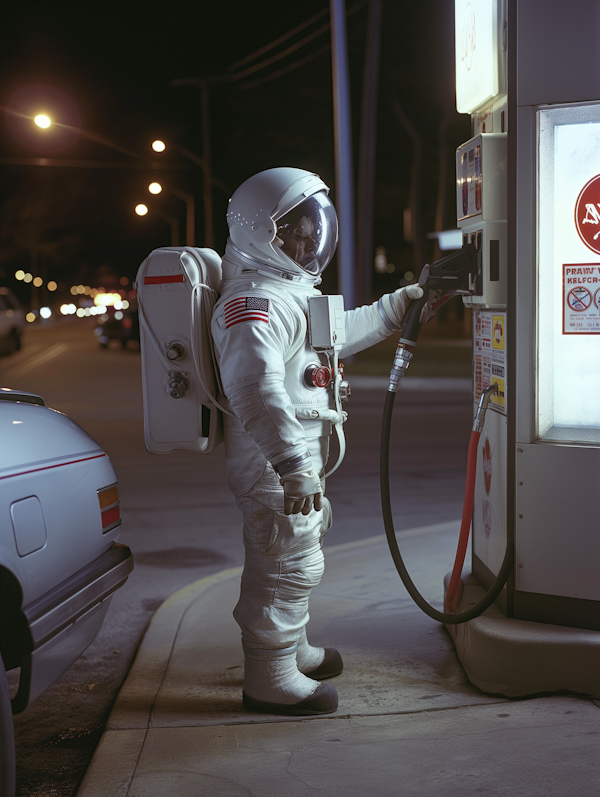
[77,531,600,797]
[1,318,477,796]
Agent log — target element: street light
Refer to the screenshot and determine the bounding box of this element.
[34,114,51,129]
[134,203,179,246]
[149,140,219,247]
[135,204,149,216]
[146,182,194,245]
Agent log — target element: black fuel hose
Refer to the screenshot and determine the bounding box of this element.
[380,389,513,624]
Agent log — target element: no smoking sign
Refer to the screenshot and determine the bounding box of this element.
[567,286,591,311]
[563,264,600,333]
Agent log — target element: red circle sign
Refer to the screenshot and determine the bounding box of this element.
[567,286,592,312]
[575,175,600,254]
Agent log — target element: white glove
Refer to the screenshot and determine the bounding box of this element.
[388,284,434,327]
[280,468,323,516]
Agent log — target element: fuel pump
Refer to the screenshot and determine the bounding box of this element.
[382,0,600,699]
[380,245,513,623]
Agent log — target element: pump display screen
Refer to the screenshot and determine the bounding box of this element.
[538,104,600,443]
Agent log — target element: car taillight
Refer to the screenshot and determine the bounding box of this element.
[98,483,121,534]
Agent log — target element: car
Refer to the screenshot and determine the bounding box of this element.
[94,309,139,350]
[0,288,25,356]
[0,388,133,796]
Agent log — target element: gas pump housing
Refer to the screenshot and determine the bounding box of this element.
[448,0,600,698]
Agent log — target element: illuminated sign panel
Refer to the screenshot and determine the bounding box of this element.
[538,104,600,443]
[455,0,499,114]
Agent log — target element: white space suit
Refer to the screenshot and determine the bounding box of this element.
[211,168,422,716]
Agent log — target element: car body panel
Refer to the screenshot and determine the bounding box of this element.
[0,401,120,606]
[0,390,133,712]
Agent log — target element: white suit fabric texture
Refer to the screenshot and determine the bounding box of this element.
[211,244,402,651]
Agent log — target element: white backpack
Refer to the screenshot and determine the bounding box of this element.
[135,246,227,454]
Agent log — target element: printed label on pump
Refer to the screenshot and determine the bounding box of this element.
[457,143,482,220]
[474,310,506,415]
[476,104,494,134]
[563,264,600,333]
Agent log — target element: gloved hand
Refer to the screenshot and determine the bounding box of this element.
[388,284,434,327]
[280,468,323,516]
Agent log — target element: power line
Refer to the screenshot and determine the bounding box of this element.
[230,1,366,87]
[227,7,329,72]
[240,44,331,90]
[229,21,330,82]
[173,2,365,89]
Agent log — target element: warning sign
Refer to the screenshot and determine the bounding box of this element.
[575,174,600,255]
[563,264,600,333]
[474,311,506,415]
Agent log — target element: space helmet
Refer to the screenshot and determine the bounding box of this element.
[226,167,338,281]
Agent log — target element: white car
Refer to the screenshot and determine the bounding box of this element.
[0,388,133,796]
[0,289,24,355]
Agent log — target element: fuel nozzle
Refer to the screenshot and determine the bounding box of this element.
[388,243,478,393]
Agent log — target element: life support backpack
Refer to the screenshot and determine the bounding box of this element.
[135,246,226,454]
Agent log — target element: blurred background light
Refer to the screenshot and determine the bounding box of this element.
[94,292,121,307]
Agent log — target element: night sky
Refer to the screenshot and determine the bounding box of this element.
[1,0,469,305]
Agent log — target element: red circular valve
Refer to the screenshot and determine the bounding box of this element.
[304,363,332,388]
[312,366,332,388]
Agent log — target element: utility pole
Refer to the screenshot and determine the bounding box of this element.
[356,0,383,306]
[199,80,214,248]
[330,0,356,309]
[171,76,227,248]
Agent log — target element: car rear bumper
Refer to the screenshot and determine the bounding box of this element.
[12,543,134,712]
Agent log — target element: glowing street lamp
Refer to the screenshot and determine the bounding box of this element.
[150,138,216,247]
[34,114,51,129]
[146,182,194,245]
[134,203,179,246]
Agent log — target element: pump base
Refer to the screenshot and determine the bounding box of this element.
[444,573,600,699]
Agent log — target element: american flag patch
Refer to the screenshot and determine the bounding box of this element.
[224,296,270,329]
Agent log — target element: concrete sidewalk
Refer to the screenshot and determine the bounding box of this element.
[78,526,600,797]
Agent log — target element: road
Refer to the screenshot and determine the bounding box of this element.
[0,318,474,796]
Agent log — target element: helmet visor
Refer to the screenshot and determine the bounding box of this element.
[274,192,338,276]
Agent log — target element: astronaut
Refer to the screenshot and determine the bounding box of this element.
[211,167,425,717]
